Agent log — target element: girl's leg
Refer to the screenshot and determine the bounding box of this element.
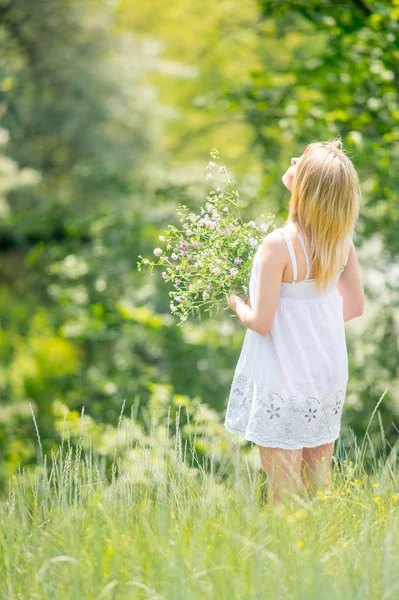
[258,446,303,504]
[301,442,335,499]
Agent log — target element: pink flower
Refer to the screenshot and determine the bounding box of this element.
[171,253,178,260]
[180,240,188,250]
[170,304,177,313]
[213,267,221,274]
[175,278,181,286]
[249,237,257,246]
[202,291,209,300]
[187,254,193,260]
[206,173,213,183]
[248,221,256,228]
[153,247,163,256]
[206,161,216,171]
[162,272,168,279]
[234,257,243,264]
[160,256,167,263]
[175,296,183,303]
[230,268,239,276]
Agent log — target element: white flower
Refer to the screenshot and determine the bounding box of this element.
[248,220,256,228]
[206,161,217,171]
[153,247,163,256]
[249,237,257,246]
[159,235,165,242]
[206,173,213,182]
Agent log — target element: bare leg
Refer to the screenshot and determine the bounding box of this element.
[258,446,303,505]
[301,442,335,499]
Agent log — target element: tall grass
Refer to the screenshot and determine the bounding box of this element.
[1,390,398,599]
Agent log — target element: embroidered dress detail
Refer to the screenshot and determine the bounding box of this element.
[224,226,350,450]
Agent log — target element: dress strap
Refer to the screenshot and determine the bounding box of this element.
[296,231,310,280]
[338,250,349,276]
[336,247,350,281]
[279,230,297,283]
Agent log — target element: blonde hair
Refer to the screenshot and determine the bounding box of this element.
[285,137,361,292]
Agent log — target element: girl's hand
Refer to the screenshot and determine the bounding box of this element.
[227,293,240,313]
[227,292,251,313]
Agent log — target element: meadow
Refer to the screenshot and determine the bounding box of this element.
[1,391,398,600]
[1,1,398,597]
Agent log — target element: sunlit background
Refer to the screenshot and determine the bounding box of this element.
[0,0,398,485]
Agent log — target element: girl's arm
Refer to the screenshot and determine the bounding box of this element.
[230,232,286,335]
[337,239,365,321]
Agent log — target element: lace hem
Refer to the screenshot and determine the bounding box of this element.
[224,370,346,450]
[224,422,340,450]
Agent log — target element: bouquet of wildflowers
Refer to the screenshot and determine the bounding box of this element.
[137,149,275,326]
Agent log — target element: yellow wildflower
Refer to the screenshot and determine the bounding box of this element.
[321,496,326,501]
[317,490,323,495]
[346,488,351,493]
[391,494,397,501]
[372,483,379,488]
[374,496,380,502]
[355,479,359,483]
[298,541,305,548]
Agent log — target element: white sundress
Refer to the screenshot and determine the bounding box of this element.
[224,227,350,450]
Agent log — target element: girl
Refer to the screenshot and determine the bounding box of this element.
[225,139,364,504]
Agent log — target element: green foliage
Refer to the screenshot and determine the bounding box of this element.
[0,0,397,483]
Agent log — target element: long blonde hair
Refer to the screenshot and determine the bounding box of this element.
[285,137,361,292]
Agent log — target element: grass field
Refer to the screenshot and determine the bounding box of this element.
[1,394,398,600]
